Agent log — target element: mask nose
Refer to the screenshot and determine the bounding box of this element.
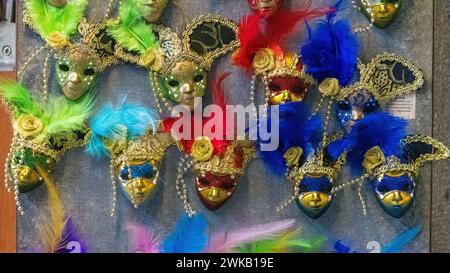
[311,192,321,202]
[351,110,364,121]
[181,82,195,95]
[209,187,220,198]
[280,91,293,102]
[392,191,403,202]
[379,5,387,12]
[68,72,81,83]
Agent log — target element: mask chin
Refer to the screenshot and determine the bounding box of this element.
[120,178,158,206]
[295,191,332,219]
[376,191,413,218]
[14,165,45,193]
[195,173,237,210]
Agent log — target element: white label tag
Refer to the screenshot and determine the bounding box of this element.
[386,94,416,120]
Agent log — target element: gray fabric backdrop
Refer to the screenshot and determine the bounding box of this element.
[17,0,432,253]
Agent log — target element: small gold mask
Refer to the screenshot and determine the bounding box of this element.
[117,160,158,206]
[358,0,401,29]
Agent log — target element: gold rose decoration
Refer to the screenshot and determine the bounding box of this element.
[252,48,276,75]
[363,146,387,172]
[45,31,70,50]
[16,114,44,138]
[319,78,340,97]
[283,146,303,167]
[191,136,214,162]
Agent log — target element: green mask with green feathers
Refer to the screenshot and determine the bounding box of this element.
[0,82,93,193]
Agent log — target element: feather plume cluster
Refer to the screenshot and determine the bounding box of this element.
[37,166,87,253]
[163,73,233,156]
[327,111,408,172]
[25,0,88,39]
[127,214,299,253]
[258,102,323,176]
[300,0,360,86]
[87,100,159,158]
[233,5,333,72]
[107,0,160,54]
[0,81,93,140]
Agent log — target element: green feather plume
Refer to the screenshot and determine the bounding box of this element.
[107,0,160,54]
[25,0,88,39]
[237,230,327,253]
[0,81,94,140]
[0,80,43,118]
[39,94,94,140]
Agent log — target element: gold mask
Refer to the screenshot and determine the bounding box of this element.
[117,160,159,206]
[295,174,333,219]
[358,0,401,29]
[10,149,56,193]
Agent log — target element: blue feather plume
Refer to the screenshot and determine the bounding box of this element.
[300,0,359,86]
[381,225,422,253]
[87,100,159,158]
[162,214,208,253]
[258,102,323,177]
[327,111,408,173]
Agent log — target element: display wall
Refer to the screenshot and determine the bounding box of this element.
[9,0,442,253]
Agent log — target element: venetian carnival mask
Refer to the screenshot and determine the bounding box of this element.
[259,51,314,106]
[56,44,102,101]
[0,82,93,194]
[46,0,67,8]
[87,103,171,210]
[357,0,401,29]
[285,146,345,218]
[247,0,282,17]
[140,0,169,23]
[375,170,415,218]
[115,157,161,206]
[160,60,207,110]
[151,15,238,111]
[335,53,425,134]
[191,138,256,210]
[335,90,381,133]
[362,137,449,218]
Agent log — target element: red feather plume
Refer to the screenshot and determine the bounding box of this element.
[163,73,234,156]
[233,1,334,73]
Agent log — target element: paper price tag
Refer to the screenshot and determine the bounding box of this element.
[386,94,416,120]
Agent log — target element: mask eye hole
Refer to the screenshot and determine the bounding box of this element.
[194,74,204,83]
[299,184,309,193]
[292,86,304,94]
[269,83,281,92]
[364,100,379,113]
[198,177,210,186]
[58,64,70,72]
[168,80,179,87]
[120,170,130,180]
[84,68,96,76]
[338,101,351,111]
[377,185,389,194]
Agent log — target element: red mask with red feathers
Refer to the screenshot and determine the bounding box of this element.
[163,74,256,210]
[234,1,333,105]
